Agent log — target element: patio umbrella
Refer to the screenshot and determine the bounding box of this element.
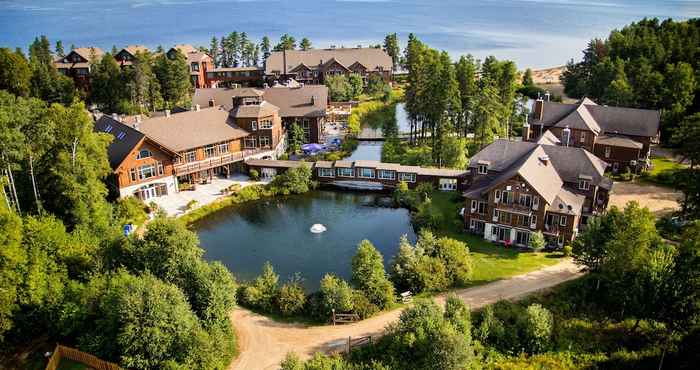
[301,143,325,152]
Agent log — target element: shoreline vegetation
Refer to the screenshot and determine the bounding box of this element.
[181,165,560,327]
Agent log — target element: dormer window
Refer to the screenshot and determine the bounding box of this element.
[578,179,590,191]
[478,164,488,174]
[137,149,152,159]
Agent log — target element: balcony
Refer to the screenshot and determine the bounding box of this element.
[496,201,535,214]
[174,149,264,176]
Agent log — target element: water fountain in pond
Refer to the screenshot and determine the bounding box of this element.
[310,224,327,233]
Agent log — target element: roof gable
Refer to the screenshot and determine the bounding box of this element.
[94,115,145,170]
[265,47,392,75]
[553,104,602,134]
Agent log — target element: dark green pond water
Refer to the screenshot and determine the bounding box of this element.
[194,191,416,291]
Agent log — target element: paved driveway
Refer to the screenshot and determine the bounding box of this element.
[151,174,268,217]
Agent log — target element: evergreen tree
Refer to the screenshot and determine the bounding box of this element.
[351,240,395,309]
[90,53,126,113]
[383,33,400,69]
[209,36,218,67]
[260,36,271,57]
[153,51,192,108]
[455,55,478,136]
[274,34,296,51]
[299,37,312,51]
[0,48,32,97]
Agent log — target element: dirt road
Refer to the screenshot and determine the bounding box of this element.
[228,259,582,370]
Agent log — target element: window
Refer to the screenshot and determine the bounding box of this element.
[138,164,156,180]
[612,162,619,172]
[477,202,487,215]
[499,211,512,224]
[580,131,586,142]
[578,179,590,191]
[191,62,199,72]
[532,196,540,210]
[251,121,257,131]
[259,136,271,148]
[318,168,334,177]
[184,151,196,162]
[560,216,567,227]
[470,200,477,212]
[337,167,353,177]
[399,172,416,183]
[494,190,501,203]
[519,194,532,207]
[259,119,273,129]
[604,146,611,158]
[378,170,395,180]
[218,143,229,154]
[357,168,374,178]
[157,161,164,176]
[129,168,137,182]
[301,119,310,129]
[439,178,457,191]
[137,149,151,159]
[501,191,513,205]
[244,137,257,148]
[478,164,488,174]
[531,215,537,227]
[493,208,500,220]
[204,145,216,158]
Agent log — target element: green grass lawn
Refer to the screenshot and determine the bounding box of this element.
[638,156,688,187]
[427,191,562,285]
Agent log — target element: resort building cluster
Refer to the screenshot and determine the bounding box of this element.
[74,42,661,248]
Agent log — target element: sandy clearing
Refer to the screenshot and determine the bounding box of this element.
[228,259,582,370]
[609,181,682,216]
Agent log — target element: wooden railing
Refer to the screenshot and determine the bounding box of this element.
[347,336,372,352]
[331,309,360,325]
[173,149,268,176]
[45,344,121,370]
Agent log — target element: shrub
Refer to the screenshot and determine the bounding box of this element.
[351,240,395,309]
[249,168,260,181]
[351,290,379,319]
[562,244,573,256]
[186,199,198,210]
[529,231,546,251]
[414,255,450,292]
[114,196,148,225]
[226,183,242,194]
[444,294,471,337]
[277,278,306,316]
[239,262,279,312]
[413,197,443,230]
[319,274,354,316]
[523,304,554,353]
[433,237,472,286]
[270,166,313,195]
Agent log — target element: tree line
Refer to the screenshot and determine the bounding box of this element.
[0,35,193,115]
[562,18,699,144]
[207,32,314,68]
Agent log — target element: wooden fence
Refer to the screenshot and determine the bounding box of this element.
[344,335,372,353]
[45,344,121,370]
[331,309,360,325]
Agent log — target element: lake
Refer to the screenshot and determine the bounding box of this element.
[194,190,416,291]
[1,1,696,68]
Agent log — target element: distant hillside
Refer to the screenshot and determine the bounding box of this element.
[531,66,565,85]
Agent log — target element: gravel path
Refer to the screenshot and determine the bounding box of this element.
[228,259,582,370]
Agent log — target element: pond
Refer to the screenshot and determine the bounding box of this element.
[194,191,417,291]
[346,103,412,162]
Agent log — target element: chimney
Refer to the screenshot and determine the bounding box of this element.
[533,99,544,121]
[522,116,530,141]
[283,49,287,77]
[562,126,571,147]
[208,98,215,107]
[165,109,171,118]
[539,155,550,165]
[195,104,200,112]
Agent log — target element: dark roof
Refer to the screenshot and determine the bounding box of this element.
[265,48,392,75]
[531,99,660,137]
[94,115,144,170]
[467,140,610,198]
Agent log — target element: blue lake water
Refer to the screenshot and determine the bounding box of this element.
[194,191,416,291]
[1,1,697,68]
